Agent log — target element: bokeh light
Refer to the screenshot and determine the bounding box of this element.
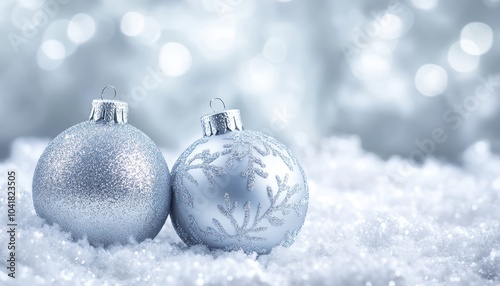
[41,39,65,60]
[415,64,448,97]
[120,12,144,37]
[378,14,404,40]
[159,42,192,77]
[37,40,65,70]
[351,50,392,81]
[460,22,493,56]
[67,14,96,44]
[43,20,78,58]
[447,41,480,73]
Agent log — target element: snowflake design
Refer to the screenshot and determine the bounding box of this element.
[172,130,307,252]
[280,229,300,247]
[187,174,308,249]
[221,131,296,190]
[172,138,226,208]
[172,215,195,244]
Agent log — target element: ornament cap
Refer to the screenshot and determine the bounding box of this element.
[201,98,243,137]
[89,86,128,124]
[89,100,129,124]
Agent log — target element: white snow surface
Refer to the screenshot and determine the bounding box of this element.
[1,137,499,285]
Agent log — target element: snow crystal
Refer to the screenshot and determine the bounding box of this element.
[1,137,499,285]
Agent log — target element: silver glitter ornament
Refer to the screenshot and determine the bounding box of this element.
[32,86,171,246]
[170,98,309,254]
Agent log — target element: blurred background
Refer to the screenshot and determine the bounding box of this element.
[0,0,499,163]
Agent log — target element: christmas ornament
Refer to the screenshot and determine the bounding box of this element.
[170,98,309,254]
[32,86,171,246]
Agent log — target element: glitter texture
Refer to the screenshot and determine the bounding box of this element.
[170,130,309,254]
[32,117,171,246]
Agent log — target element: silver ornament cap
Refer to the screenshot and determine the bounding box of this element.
[201,98,243,137]
[89,85,128,124]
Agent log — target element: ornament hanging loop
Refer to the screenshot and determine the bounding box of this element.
[210,97,226,113]
[101,85,117,100]
[201,98,243,136]
[91,85,128,124]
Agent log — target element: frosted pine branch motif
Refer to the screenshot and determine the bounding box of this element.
[221,131,295,190]
[171,137,215,208]
[187,174,307,252]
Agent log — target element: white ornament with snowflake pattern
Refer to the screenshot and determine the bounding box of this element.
[170,99,309,254]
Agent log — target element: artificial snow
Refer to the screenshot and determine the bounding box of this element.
[1,137,499,285]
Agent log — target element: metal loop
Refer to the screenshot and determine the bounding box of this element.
[210,97,226,113]
[101,85,117,100]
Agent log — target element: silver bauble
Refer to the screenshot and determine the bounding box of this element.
[170,102,309,254]
[32,94,171,246]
